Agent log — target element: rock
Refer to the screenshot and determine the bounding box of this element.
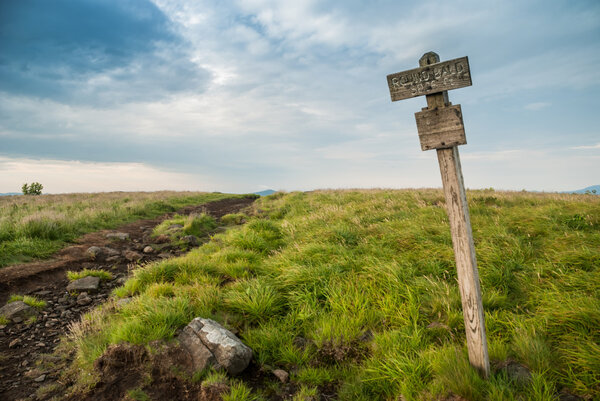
[123,250,142,262]
[158,253,173,259]
[272,369,289,383]
[106,255,120,263]
[179,318,252,375]
[143,246,154,254]
[34,374,46,383]
[67,276,100,293]
[505,361,531,383]
[154,234,170,244]
[106,232,129,241]
[76,292,92,306]
[9,338,21,348]
[116,298,132,308]
[0,301,36,323]
[34,290,52,296]
[182,235,199,247]
[86,246,104,260]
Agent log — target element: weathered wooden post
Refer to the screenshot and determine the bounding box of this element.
[386,51,490,378]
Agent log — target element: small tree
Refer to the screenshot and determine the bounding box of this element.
[22,182,43,195]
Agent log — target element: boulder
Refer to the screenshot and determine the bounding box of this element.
[0,301,36,323]
[67,276,100,293]
[106,232,129,241]
[179,318,252,375]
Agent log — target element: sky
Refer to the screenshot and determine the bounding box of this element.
[1,0,599,194]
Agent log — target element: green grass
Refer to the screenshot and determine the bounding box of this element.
[7,294,47,309]
[0,315,9,325]
[67,269,113,281]
[153,212,218,243]
[0,191,250,267]
[61,189,600,400]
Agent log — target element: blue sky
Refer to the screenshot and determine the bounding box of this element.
[1,0,599,193]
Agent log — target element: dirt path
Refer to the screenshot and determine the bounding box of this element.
[0,196,256,401]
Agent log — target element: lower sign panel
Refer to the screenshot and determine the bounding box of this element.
[415,105,466,151]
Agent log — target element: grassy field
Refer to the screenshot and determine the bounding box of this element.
[61,189,599,400]
[0,191,246,267]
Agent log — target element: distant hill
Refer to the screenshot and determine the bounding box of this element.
[0,192,20,196]
[254,189,276,196]
[568,185,600,194]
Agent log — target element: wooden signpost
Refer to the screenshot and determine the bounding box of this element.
[387,52,490,378]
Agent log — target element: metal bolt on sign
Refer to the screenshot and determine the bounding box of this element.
[386,51,490,378]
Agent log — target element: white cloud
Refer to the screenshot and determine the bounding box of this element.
[0,157,218,194]
[571,143,600,150]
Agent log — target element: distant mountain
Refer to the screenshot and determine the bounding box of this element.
[254,189,276,196]
[0,192,20,196]
[568,185,600,194]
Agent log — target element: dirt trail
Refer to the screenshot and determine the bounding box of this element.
[0,196,256,401]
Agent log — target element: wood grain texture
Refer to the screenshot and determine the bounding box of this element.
[415,105,466,150]
[387,56,471,101]
[437,147,490,378]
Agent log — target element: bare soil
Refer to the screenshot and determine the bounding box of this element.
[0,196,256,401]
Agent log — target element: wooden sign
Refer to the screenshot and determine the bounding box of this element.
[386,52,490,378]
[415,104,466,151]
[387,56,471,101]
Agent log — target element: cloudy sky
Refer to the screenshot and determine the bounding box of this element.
[1,0,599,194]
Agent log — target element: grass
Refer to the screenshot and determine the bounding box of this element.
[58,189,599,399]
[67,269,113,281]
[0,191,250,267]
[7,294,47,309]
[152,212,218,244]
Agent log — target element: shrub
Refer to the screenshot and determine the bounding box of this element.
[22,182,43,195]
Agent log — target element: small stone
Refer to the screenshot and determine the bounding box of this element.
[272,369,289,383]
[123,250,142,262]
[67,276,100,293]
[86,246,104,260]
[168,224,183,231]
[9,338,21,348]
[35,290,52,296]
[34,374,46,383]
[0,324,6,330]
[182,235,199,247]
[76,292,92,306]
[116,298,133,308]
[154,234,170,244]
[143,246,154,254]
[36,342,46,347]
[106,232,129,241]
[106,255,120,263]
[13,317,23,323]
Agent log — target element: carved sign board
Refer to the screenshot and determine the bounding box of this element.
[415,104,466,151]
[387,57,472,101]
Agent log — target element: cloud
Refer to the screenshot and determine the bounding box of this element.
[571,143,600,150]
[524,102,551,111]
[0,0,210,105]
[0,156,219,193]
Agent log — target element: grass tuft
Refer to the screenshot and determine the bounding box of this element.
[7,294,47,309]
[67,269,113,281]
